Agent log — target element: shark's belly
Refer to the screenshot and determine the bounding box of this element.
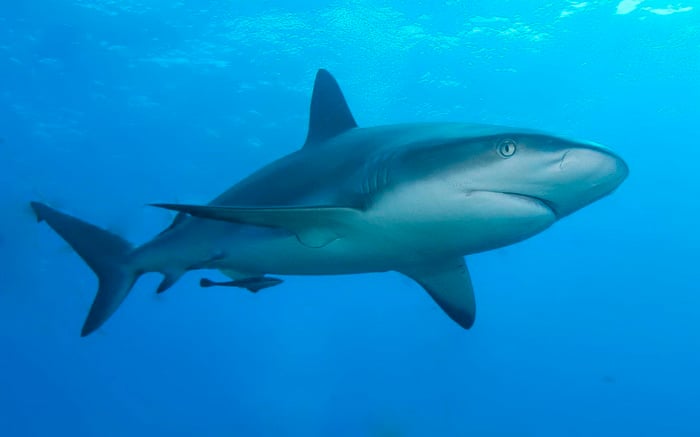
[218,190,556,276]
[218,231,419,275]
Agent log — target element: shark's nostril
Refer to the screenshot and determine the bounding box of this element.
[559,150,571,170]
[558,148,624,183]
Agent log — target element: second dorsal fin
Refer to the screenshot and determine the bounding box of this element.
[304,69,358,147]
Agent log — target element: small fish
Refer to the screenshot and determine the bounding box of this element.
[200,276,284,293]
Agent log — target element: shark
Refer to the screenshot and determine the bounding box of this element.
[31,69,628,337]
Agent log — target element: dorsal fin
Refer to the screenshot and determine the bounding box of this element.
[304,69,358,147]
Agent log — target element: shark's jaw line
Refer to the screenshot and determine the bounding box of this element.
[501,192,560,219]
[466,190,559,219]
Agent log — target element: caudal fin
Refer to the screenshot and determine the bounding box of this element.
[31,201,139,336]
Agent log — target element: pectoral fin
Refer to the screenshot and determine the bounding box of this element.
[402,258,476,329]
[151,203,363,248]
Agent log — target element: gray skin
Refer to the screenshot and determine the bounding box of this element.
[31,70,628,336]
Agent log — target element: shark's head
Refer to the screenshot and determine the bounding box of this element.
[393,125,628,251]
[453,131,629,220]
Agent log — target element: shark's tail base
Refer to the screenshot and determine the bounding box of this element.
[31,201,139,336]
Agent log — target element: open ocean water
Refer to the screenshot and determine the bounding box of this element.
[1,1,699,436]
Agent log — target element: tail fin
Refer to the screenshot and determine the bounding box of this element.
[30,201,139,337]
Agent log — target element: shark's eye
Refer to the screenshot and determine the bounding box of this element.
[497,139,517,158]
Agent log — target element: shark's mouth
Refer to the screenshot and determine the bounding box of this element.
[465,190,559,218]
[494,191,560,219]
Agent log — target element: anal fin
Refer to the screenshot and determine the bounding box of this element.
[401,257,476,329]
[156,270,184,294]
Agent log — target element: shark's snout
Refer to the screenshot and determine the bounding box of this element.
[544,146,628,218]
[560,146,629,188]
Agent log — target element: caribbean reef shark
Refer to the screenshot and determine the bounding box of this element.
[31,69,628,336]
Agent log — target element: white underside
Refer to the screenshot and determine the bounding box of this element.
[216,185,557,276]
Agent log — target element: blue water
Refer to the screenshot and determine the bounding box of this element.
[1,1,699,435]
